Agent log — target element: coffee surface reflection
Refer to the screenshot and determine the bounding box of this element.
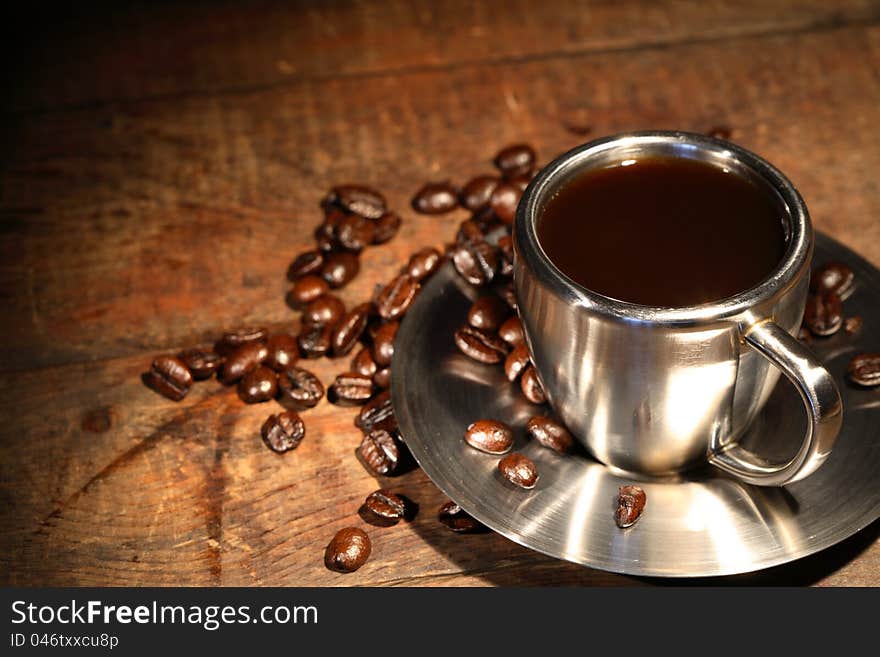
[537,156,787,307]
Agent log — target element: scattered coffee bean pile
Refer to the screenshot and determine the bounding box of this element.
[145,148,547,571]
[147,325,325,453]
[799,261,878,388]
[441,145,577,495]
[143,141,879,575]
[142,182,415,459]
[321,145,556,568]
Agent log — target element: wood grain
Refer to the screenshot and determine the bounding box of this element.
[2,350,876,586]
[5,0,878,112]
[1,3,879,586]
[3,24,880,372]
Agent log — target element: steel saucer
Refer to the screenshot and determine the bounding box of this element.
[391,233,880,577]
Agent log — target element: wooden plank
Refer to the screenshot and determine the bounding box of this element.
[2,23,880,585]
[3,25,880,371]
[4,0,879,112]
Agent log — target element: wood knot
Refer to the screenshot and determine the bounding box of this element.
[81,406,114,433]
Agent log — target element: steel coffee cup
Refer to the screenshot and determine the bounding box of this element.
[513,131,842,486]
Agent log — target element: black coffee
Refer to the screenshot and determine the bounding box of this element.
[538,156,787,306]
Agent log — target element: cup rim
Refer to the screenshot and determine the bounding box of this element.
[514,130,813,326]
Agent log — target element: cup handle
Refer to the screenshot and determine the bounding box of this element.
[708,320,843,486]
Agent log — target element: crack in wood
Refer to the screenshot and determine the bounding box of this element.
[202,404,237,585]
[34,389,228,535]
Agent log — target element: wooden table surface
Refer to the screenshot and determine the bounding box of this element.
[2,1,879,586]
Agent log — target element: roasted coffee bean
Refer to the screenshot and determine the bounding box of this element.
[356,390,397,434]
[411,181,459,214]
[467,295,510,331]
[335,213,376,252]
[277,366,324,409]
[372,211,402,244]
[489,182,521,225]
[329,372,374,405]
[526,416,573,454]
[459,175,499,211]
[406,247,442,281]
[464,419,514,454]
[287,275,330,307]
[178,349,222,380]
[261,411,305,453]
[287,293,312,318]
[216,326,268,356]
[375,274,419,321]
[321,252,360,288]
[324,185,386,219]
[438,500,485,533]
[238,366,278,403]
[520,366,546,403]
[498,453,539,489]
[363,489,407,522]
[455,219,485,245]
[504,343,530,382]
[373,367,391,389]
[287,250,324,280]
[358,429,399,475]
[331,302,371,356]
[497,234,514,277]
[493,143,536,178]
[366,313,386,342]
[303,294,346,327]
[499,281,518,310]
[314,217,339,251]
[220,342,269,383]
[372,321,399,367]
[452,240,498,286]
[144,356,193,401]
[324,527,371,573]
[844,316,863,335]
[616,485,647,528]
[498,316,525,347]
[351,346,378,378]
[811,262,854,298]
[470,204,498,230]
[455,324,509,364]
[847,352,880,387]
[314,228,337,252]
[265,334,300,371]
[804,292,843,336]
